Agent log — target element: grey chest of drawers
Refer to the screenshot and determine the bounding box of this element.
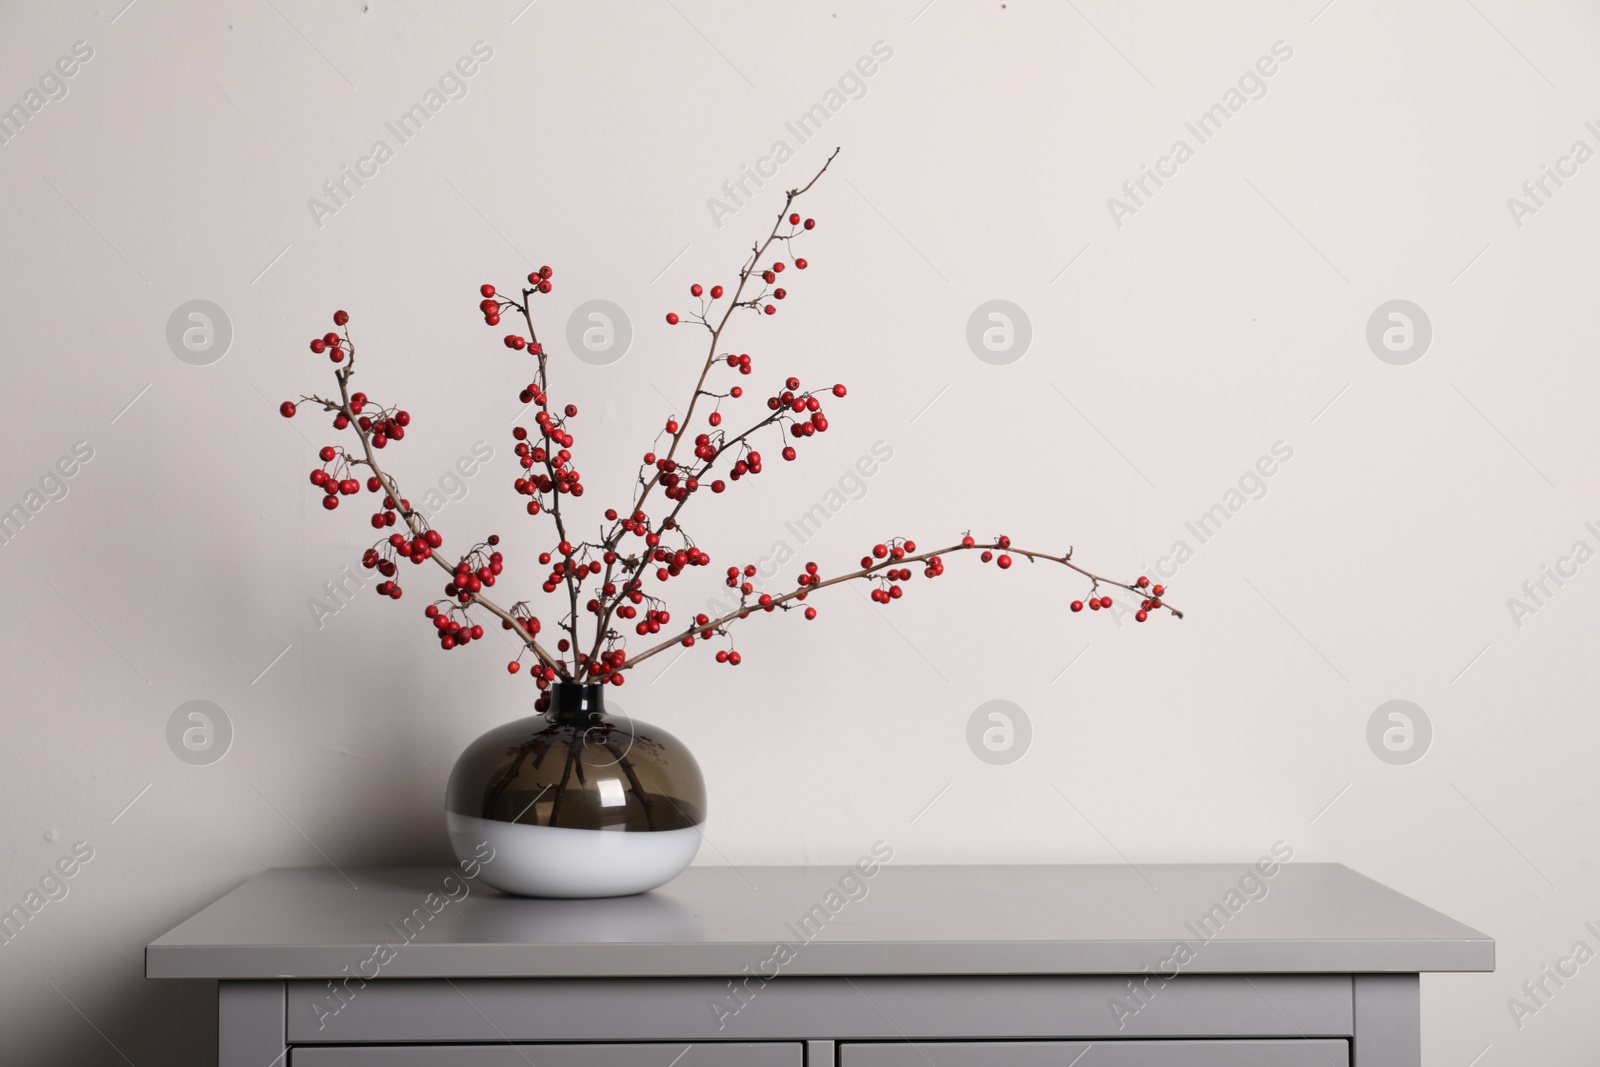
[146,862,1491,1067]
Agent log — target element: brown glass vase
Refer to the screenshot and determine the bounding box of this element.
[445,683,706,897]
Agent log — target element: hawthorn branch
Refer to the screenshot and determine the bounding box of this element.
[615,152,838,529]
[613,541,1182,675]
[504,291,584,670]
[578,149,841,678]
[288,144,1178,690]
[306,348,568,678]
[573,389,833,682]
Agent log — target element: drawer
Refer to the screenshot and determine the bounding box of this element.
[292,1043,801,1067]
[839,1040,1349,1067]
[289,975,1352,1044]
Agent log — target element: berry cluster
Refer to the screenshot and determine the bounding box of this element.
[665,219,811,328]
[287,317,413,526]
[416,537,514,650]
[860,538,920,603]
[481,267,553,331]
[279,149,1177,692]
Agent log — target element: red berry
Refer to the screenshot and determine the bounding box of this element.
[1152,584,1165,596]
[310,339,326,353]
[789,213,800,225]
[710,285,724,298]
[997,554,1012,569]
[832,384,846,397]
[322,496,339,510]
[691,284,703,297]
[319,446,337,461]
[333,310,349,326]
[508,661,521,674]
[795,258,808,269]
[803,218,815,229]
[774,288,786,300]
[279,401,297,418]
[666,313,680,325]
[324,333,340,347]
[480,284,495,298]
[1071,600,1084,612]
[1136,610,1149,622]
[763,305,775,315]
[1136,576,1150,588]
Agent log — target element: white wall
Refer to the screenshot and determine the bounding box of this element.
[2,0,1597,1062]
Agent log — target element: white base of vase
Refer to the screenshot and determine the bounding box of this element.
[447,811,702,898]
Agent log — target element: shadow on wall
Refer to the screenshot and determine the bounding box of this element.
[82,973,217,1066]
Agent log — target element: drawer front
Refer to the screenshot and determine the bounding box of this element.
[290,975,1351,1044]
[292,1043,802,1067]
[839,1040,1349,1067]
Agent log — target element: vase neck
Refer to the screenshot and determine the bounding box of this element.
[549,682,607,722]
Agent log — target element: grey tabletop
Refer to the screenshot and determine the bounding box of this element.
[145,862,1493,980]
